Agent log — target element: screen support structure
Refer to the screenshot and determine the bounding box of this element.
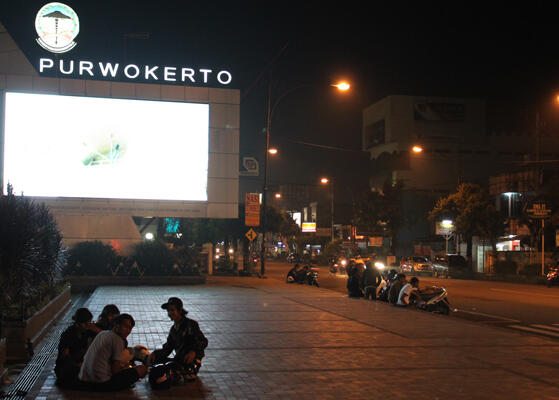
[0,90,5,196]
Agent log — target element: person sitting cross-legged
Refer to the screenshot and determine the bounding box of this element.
[148,297,208,389]
[79,313,147,391]
[54,308,98,388]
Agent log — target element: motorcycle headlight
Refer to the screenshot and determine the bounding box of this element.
[374,262,385,270]
[341,260,347,266]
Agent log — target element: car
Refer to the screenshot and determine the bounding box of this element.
[400,256,433,275]
[435,254,468,276]
[431,256,450,277]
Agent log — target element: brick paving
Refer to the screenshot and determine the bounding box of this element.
[26,276,559,399]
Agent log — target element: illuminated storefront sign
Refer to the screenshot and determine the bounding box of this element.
[34,3,233,86]
[302,222,316,233]
[39,58,233,85]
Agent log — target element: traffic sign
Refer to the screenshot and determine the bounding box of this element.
[245,228,258,242]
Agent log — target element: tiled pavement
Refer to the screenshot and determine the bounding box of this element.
[27,277,559,399]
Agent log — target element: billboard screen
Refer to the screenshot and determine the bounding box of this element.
[3,92,209,201]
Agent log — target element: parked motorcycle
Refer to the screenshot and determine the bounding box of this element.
[305,267,320,287]
[377,269,399,302]
[413,286,450,315]
[288,265,320,287]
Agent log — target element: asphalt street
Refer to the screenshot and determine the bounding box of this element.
[264,261,559,339]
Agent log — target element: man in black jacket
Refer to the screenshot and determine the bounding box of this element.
[149,297,208,385]
[361,261,382,300]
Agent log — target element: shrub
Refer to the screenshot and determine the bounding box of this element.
[494,260,518,275]
[0,185,66,309]
[132,240,177,275]
[519,263,541,276]
[66,241,119,275]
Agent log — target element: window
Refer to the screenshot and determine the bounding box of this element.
[364,119,385,148]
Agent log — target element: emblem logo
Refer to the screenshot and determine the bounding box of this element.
[35,2,80,53]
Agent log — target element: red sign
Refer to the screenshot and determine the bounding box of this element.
[245,193,260,226]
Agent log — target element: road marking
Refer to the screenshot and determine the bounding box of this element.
[531,324,559,333]
[509,325,559,338]
[455,309,520,322]
[490,288,559,299]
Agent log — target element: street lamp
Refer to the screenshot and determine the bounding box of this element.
[412,145,423,153]
[320,177,335,242]
[274,193,282,199]
[332,81,351,91]
[260,80,350,276]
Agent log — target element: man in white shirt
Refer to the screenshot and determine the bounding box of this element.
[79,313,147,391]
[397,277,423,306]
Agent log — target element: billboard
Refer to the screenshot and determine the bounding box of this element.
[3,92,209,202]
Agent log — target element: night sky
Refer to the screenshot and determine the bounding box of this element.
[1,1,558,193]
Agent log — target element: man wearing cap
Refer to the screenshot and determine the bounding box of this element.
[148,297,208,385]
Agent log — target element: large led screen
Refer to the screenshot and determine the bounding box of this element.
[3,92,209,201]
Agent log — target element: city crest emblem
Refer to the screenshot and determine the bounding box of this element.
[35,2,79,53]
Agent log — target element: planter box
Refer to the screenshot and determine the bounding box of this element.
[68,275,206,293]
[1,286,71,362]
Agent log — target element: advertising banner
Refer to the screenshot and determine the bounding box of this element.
[245,193,260,226]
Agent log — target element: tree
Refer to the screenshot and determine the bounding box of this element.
[0,185,66,308]
[429,183,504,267]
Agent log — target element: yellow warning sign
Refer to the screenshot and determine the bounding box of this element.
[245,228,258,242]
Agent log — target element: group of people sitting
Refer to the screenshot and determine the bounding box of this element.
[347,261,424,307]
[286,263,312,283]
[55,297,208,391]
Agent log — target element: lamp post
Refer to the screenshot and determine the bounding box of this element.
[320,177,335,242]
[260,80,350,276]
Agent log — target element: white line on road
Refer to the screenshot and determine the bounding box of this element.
[455,309,520,322]
[509,325,559,338]
[531,324,559,333]
[490,288,559,299]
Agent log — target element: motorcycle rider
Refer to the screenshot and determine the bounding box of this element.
[397,277,424,307]
[388,274,407,304]
[361,261,382,300]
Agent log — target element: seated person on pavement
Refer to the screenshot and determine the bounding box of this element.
[95,304,120,331]
[79,313,147,391]
[397,277,424,307]
[54,308,98,387]
[148,297,208,388]
[286,263,301,283]
[388,274,407,304]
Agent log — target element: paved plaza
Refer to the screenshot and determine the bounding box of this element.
[25,276,559,399]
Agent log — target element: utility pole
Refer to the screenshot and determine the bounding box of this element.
[261,79,272,277]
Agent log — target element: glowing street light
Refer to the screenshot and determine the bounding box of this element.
[332,81,351,91]
[412,145,423,153]
[145,232,154,240]
[268,147,278,155]
[320,177,334,242]
[274,193,282,199]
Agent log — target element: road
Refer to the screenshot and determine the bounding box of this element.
[264,261,559,338]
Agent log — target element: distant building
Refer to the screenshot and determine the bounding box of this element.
[361,95,552,259]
